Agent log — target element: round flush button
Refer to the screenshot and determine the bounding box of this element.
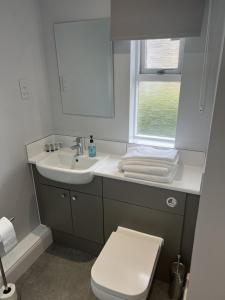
[166,197,178,208]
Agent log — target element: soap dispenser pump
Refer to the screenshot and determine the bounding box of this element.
[88,135,96,157]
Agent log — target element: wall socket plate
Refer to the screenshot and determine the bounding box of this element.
[19,79,30,100]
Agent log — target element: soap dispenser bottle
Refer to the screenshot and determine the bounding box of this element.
[88,135,96,157]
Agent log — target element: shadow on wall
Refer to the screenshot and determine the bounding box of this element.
[0,159,40,242]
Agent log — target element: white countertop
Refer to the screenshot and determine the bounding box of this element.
[94,155,203,195]
[28,150,204,195]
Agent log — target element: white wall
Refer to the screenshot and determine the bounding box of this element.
[40,0,225,152]
[188,11,225,299]
[39,0,130,142]
[0,0,53,241]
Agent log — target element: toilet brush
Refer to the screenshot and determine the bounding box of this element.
[0,256,17,300]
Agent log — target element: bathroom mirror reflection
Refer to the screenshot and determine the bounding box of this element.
[54,19,114,118]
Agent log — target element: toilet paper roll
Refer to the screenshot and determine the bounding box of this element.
[0,218,17,255]
[0,284,17,300]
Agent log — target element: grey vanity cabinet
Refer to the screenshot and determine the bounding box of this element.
[33,166,199,282]
[38,184,73,234]
[70,191,103,244]
[33,163,104,246]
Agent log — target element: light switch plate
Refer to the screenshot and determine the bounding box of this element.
[19,79,30,100]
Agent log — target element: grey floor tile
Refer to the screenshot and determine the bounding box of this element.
[16,244,170,300]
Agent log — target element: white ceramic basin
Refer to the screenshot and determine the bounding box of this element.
[36,151,105,184]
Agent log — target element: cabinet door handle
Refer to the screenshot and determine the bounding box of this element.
[60,193,66,198]
[72,196,77,201]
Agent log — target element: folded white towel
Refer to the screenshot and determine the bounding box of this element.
[122,146,179,163]
[118,155,179,171]
[124,166,177,184]
[121,164,172,176]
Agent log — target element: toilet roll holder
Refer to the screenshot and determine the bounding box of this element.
[0,217,15,294]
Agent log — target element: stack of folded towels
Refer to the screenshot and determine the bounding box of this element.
[118,146,180,184]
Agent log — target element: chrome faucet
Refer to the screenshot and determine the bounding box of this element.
[71,137,84,156]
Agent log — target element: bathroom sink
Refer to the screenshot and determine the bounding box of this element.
[36,151,106,184]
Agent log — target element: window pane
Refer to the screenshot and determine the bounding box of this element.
[145,39,180,70]
[136,81,181,139]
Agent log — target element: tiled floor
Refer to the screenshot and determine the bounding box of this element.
[16,244,170,300]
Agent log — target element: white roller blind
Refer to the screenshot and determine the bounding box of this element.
[111,0,206,40]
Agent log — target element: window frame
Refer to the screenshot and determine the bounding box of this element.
[130,39,184,146]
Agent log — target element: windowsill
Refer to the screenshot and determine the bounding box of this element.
[129,138,175,149]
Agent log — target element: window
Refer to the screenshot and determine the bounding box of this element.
[130,39,183,146]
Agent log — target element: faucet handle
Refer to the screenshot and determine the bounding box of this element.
[73,137,80,144]
[76,137,82,143]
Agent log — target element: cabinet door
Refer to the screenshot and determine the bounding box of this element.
[70,192,103,244]
[38,184,73,234]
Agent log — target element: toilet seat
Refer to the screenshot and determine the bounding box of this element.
[91,227,163,300]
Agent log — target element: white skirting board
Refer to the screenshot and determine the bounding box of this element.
[0,224,52,285]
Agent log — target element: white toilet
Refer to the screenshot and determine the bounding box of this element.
[91,227,163,300]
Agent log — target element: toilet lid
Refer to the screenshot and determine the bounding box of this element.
[91,227,163,300]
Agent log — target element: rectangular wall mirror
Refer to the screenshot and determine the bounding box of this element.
[54,19,114,118]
